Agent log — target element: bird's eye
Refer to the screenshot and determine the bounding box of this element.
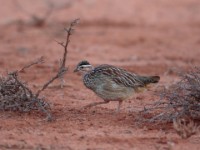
[80,66,84,69]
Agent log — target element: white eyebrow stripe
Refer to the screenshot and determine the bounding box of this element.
[81,65,92,67]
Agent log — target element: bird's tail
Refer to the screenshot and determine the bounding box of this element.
[141,76,160,85]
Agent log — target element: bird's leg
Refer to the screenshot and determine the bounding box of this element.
[83,101,109,109]
[116,100,123,113]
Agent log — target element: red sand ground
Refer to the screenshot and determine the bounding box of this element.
[0,0,200,149]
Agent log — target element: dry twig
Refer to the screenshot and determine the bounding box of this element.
[13,0,75,27]
[14,0,54,26]
[0,19,79,120]
[139,67,200,124]
[55,18,79,88]
[0,57,50,119]
[19,56,45,73]
[173,118,200,139]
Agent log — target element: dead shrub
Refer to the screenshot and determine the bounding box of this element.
[141,67,200,123]
[13,0,77,27]
[0,57,51,119]
[138,67,200,138]
[173,118,200,139]
[0,19,79,120]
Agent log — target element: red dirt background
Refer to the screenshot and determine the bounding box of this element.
[0,0,200,149]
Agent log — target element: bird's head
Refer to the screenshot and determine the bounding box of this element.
[74,60,93,73]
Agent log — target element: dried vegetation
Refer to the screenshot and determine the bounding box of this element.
[0,19,79,120]
[140,67,200,138]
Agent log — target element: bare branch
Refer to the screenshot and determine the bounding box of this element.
[35,67,67,98]
[139,67,200,125]
[0,68,51,120]
[13,0,77,27]
[14,0,55,26]
[55,40,65,48]
[9,72,33,97]
[0,19,79,121]
[35,19,79,97]
[18,56,45,73]
[173,118,200,139]
[6,56,44,97]
[60,18,79,69]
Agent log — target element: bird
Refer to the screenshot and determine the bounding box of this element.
[74,60,160,112]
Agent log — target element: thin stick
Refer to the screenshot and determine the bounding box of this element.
[18,56,45,73]
[9,72,33,97]
[56,18,79,87]
[58,18,79,69]
[36,19,79,97]
[35,68,66,97]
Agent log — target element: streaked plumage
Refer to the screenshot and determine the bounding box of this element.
[74,60,160,112]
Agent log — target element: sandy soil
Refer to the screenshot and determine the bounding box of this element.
[0,0,200,149]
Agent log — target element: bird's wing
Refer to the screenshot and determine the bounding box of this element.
[91,65,146,88]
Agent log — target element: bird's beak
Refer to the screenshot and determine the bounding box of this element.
[73,68,78,72]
